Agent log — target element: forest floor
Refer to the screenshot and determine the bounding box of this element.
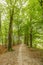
[0,44,43,65]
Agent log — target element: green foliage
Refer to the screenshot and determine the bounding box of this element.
[0,0,43,49]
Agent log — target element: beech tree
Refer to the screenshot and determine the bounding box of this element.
[0,0,43,50]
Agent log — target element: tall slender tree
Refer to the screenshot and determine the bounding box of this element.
[8,0,14,51]
[0,11,1,43]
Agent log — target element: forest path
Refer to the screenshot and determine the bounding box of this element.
[0,44,42,65]
[17,44,41,65]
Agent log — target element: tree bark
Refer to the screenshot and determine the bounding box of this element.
[0,12,1,41]
[0,12,1,31]
[30,27,32,47]
[24,32,29,45]
[29,16,32,47]
[18,27,20,44]
[0,12,2,44]
[8,7,14,51]
[24,33,27,44]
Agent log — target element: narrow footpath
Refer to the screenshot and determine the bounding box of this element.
[0,44,43,65]
[17,44,41,65]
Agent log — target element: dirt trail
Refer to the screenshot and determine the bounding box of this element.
[17,44,23,65]
[17,44,41,65]
[0,44,42,65]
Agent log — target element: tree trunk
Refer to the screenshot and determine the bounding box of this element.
[0,12,2,44]
[18,28,20,44]
[8,7,14,51]
[24,33,29,45]
[26,34,29,46]
[24,33,27,44]
[30,27,32,47]
[0,12,1,31]
[0,12,1,42]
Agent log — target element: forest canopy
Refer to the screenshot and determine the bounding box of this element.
[0,0,43,50]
